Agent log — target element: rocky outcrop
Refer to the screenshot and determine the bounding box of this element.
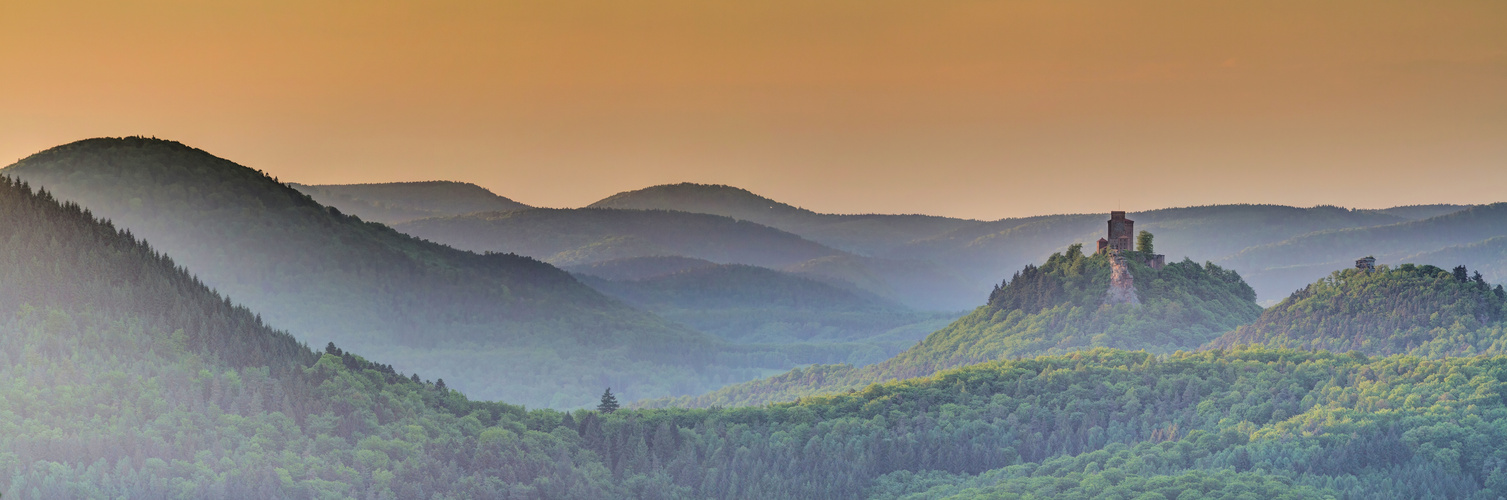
[1104,253,1140,306]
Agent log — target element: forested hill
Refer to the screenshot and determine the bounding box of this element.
[291,180,529,224]
[655,245,1263,408]
[576,263,957,363]
[0,176,619,497]
[1209,264,1507,357]
[1225,203,1507,301]
[0,137,740,408]
[13,175,1507,498]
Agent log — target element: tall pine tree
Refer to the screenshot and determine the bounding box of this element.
[597,388,620,413]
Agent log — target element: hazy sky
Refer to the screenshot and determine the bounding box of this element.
[2,0,1504,219]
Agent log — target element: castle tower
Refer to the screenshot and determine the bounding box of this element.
[1098,211,1136,253]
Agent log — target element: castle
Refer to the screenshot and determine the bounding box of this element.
[1096,211,1165,269]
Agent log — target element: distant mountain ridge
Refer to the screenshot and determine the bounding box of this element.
[1224,203,1507,298]
[588,182,981,255]
[292,180,529,224]
[394,207,842,268]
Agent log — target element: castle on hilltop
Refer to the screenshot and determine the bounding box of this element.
[1096,211,1165,269]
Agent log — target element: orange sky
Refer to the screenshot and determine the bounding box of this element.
[2,0,1504,219]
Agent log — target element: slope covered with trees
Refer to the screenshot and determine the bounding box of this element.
[657,244,1263,408]
[0,176,627,497]
[0,137,783,408]
[577,263,957,364]
[1225,204,1507,300]
[10,176,1507,498]
[1210,264,1507,357]
[291,180,529,224]
[887,205,1417,305]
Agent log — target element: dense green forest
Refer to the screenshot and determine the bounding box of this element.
[292,181,530,224]
[1211,264,1507,357]
[654,245,1263,408]
[576,262,958,364]
[0,138,841,408]
[14,174,1507,498]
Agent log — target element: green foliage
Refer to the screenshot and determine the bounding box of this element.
[1138,230,1155,254]
[662,246,1261,408]
[1229,203,1507,301]
[1212,264,1507,357]
[0,138,827,408]
[9,183,1507,498]
[598,388,620,413]
[577,263,958,359]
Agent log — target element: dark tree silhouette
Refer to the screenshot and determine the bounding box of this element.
[597,388,620,413]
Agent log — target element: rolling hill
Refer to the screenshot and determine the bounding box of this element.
[394,207,842,268]
[396,205,979,310]
[590,184,1444,304]
[1224,203,1507,299]
[291,180,529,224]
[654,244,1263,408]
[1208,263,1507,357]
[0,137,783,408]
[574,261,958,363]
[587,182,981,255]
[886,205,1417,303]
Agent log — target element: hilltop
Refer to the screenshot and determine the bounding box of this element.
[1209,263,1507,357]
[655,243,1263,408]
[291,180,529,224]
[0,137,775,407]
[1225,203,1507,299]
[885,204,1419,303]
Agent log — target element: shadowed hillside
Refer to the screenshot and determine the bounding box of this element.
[588,182,980,255]
[0,176,629,497]
[887,205,1414,303]
[576,263,959,363]
[291,180,529,224]
[394,207,842,268]
[0,137,790,408]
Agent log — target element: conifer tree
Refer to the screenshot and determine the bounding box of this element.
[597,388,620,413]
